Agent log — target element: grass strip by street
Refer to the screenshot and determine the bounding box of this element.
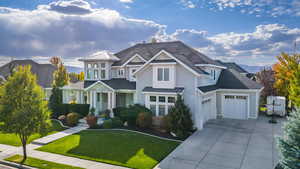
[5,155,84,169]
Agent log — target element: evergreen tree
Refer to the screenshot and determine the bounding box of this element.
[168,94,193,139]
[0,66,51,163]
[277,109,300,169]
[49,62,69,117]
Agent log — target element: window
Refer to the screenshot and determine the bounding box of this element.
[210,69,216,80]
[87,69,91,79]
[100,63,106,79]
[148,95,176,116]
[118,69,124,77]
[150,96,156,102]
[93,63,98,68]
[129,68,137,81]
[225,95,235,99]
[157,68,170,81]
[94,70,98,79]
[97,93,100,102]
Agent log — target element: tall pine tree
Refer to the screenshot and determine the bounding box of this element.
[168,94,193,139]
[277,109,300,169]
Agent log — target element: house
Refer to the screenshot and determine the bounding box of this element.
[62,41,263,129]
[0,59,56,99]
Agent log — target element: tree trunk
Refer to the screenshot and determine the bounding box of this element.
[21,139,27,164]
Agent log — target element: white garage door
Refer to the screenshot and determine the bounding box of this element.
[223,95,248,119]
[202,98,211,122]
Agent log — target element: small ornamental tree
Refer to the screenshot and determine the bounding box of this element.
[0,66,51,163]
[49,61,69,117]
[277,109,300,169]
[168,94,193,139]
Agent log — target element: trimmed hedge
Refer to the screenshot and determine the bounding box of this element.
[58,104,90,118]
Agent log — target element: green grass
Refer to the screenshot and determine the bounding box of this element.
[37,130,180,169]
[5,155,83,169]
[0,120,67,146]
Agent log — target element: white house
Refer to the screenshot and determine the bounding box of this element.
[62,41,263,129]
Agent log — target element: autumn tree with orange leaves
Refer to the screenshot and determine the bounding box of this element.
[273,53,300,108]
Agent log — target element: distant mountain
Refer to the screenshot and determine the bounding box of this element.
[66,66,83,73]
[239,64,270,73]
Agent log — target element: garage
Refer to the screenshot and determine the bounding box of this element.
[222,94,248,119]
[202,98,212,122]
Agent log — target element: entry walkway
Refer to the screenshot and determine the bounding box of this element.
[155,115,285,169]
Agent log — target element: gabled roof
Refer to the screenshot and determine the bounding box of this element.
[113,41,223,75]
[142,87,184,93]
[79,51,120,62]
[198,69,262,93]
[0,60,56,88]
[84,78,136,90]
[215,60,248,74]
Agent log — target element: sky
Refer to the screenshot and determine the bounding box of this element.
[0,0,300,67]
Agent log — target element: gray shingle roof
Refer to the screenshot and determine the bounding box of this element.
[0,60,56,88]
[215,60,248,73]
[198,69,262,92]
[142,87,184,93]
[84,79,136,90]
[113,41,223,75]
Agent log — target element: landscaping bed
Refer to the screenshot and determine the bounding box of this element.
[37,130,180,169]
[5,155,83,169]
[0,120,67,146]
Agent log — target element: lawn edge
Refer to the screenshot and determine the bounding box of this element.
[84,128,183,143]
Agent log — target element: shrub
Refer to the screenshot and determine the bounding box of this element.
[57,104,90,117]
[112,117,123,128]
[86,115,97,128]
[161,115,171,132]
[100,109,111,119]
[119,104,151,127]
[89,107,96,116]
[66,113,80,127]
[136,112,152,129]
[103,119,113,129]
[168,95,193,139]
[58,115,66,123]
[113,107,126,118]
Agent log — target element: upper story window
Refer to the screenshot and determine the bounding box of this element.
[129,68,137,81]
[118,69,124,78]
[158,68,169,81]
[86,62,106,80]
[100,63,106,79]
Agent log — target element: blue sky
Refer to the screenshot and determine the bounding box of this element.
[0,0,300,67]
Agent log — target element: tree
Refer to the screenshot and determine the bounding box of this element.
[53,63,69,88]
[167,95,193,139]
[273,53,299,97]
[288,61,300,108]
[50,56,61,67]
[0,66,51,163]
[277,109,300,169]
[69,72,84,83]
[256,68,276,101]
[49,62,69,117]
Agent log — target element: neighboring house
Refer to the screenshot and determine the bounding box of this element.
[62,41,263,129]
[0,59,56,100]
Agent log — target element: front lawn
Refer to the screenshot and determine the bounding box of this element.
[37,130,180,169]
[5,155,83,169]
[0,120,67,146]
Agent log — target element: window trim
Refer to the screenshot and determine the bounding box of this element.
[157,67,170,81]
[118,69,125,78]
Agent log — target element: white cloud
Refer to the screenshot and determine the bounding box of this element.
[119,0,134,3]
[180,0,196,8]
[180,0,300,17]
[0,0,165,65]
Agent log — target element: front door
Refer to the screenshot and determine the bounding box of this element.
[96,92,108,113]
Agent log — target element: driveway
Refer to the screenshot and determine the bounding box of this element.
[155,115,285,169]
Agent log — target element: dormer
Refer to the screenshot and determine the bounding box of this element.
[79,51,120,81]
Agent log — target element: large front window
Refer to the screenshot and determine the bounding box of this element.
[148,95,176,116]
[100,63,106,79]
[86,62,106,80]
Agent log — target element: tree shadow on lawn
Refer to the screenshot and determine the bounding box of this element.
[66,130,178,168]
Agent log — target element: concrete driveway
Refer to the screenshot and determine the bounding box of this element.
[155,115,285,169]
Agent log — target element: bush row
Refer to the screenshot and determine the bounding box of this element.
[56,104,90,118]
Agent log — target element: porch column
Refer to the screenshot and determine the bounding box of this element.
[112,92,116,109]
[89,91,93,108]
[108,92,111,110]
